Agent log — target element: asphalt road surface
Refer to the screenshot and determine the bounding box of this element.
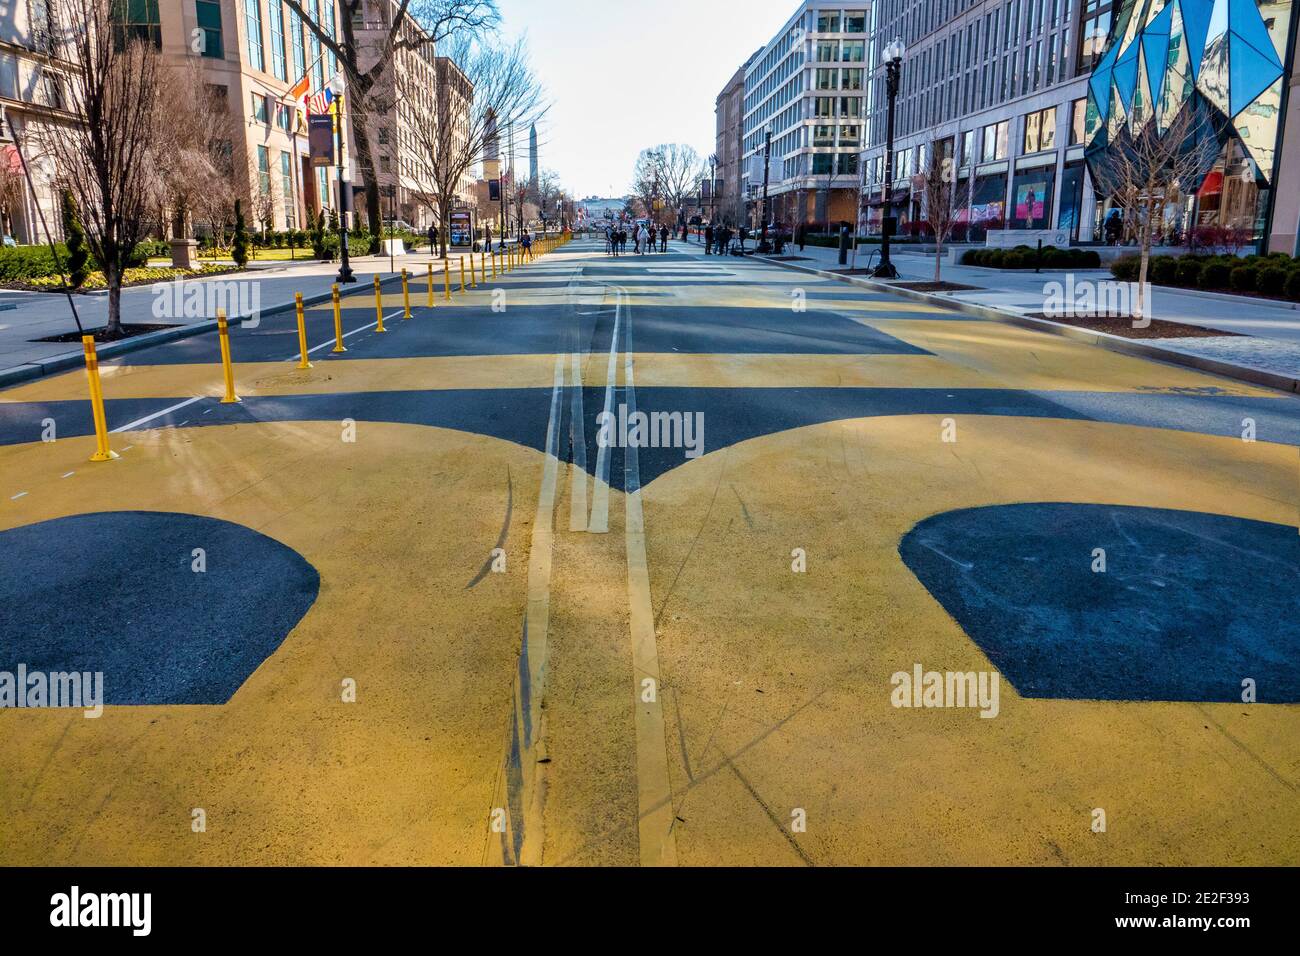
[1,236,1298,866]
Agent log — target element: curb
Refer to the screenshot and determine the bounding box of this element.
[0,274,407,391]
[754,255,1300,396]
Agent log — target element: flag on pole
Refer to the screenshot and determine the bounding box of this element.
[288,74,311,101]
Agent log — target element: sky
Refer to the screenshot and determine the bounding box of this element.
[492,0,799,199]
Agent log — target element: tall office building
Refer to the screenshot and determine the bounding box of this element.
[861,0,1298,248]
[741,2,871,232]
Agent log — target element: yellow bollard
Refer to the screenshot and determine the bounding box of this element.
[295,293,312,369]
[401,268,411,319]
[444,261,451,300]
[427,263,434,308]
[216,310,241,404]
[491,251,497,279]
[480,251,486,285]
[374,275,387,332]
[460,255,467,292]
[81,336,118,462]
[331,285,346,353]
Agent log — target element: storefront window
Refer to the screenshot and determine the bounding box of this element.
[1010,166,1055,228]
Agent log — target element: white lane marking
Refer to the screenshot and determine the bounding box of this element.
[11,491,28,500]
[612,280,678,867]
[61,472,74,479]
[587,289,622,535]
[296,313,394,360]
[110,397,205,434]
[568,349,589,532]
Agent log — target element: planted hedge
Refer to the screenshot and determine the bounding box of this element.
[961,245,1102,269]
[0,242,156,283]
[1110,252,1300,301]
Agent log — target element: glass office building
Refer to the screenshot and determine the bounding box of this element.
[1083,0,1295,247]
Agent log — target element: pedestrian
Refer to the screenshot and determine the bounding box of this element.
[637,223,649,255]
[1104,209,1123,246]
[660,225,669,252]
[704,223,715,255]
[738,224,749,254]
[521,232,532,259]
[427,224,438,254]
[796,222,807,252]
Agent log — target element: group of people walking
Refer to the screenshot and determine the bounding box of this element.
[605,223,671,257]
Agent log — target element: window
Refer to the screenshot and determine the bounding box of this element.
[245,0,264,71]
[817,11,841,32]
[815,96,836,118]
[195,0,223,57]
[838,153,859,175]
[844,10,866,32]
[1069,97,1088,145]
[281,151,295,227]
[324,0,338,75]
[812,153,834,174]
[816,69,838,90]
[111,0,162,48]
[268,0,286,80]
[840,124,861,145]
[310,0,324,90]
[842,40,865,62]
[257,145,271,196]
[839,96,861,117]
[252,92,269,124]
[276,103,292,131]
[814,124,836,146]
[981,120,1008,162]
[1078,4,1112,72]
[1022,106,1055,152]
[289,8,306,81]
[961,129,977,165]
[841,68,863,90]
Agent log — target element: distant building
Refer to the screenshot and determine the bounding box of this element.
[0,0,79,243]
[355,0,441,230]
[714,54,755,227]
[741,3,868,233]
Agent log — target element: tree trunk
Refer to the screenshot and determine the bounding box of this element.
[349,110,383,254]
[934,243,942,284]
[105,259,123,337]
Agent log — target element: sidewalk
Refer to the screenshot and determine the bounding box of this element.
[686,233,1300,385]
[0,251,468,383]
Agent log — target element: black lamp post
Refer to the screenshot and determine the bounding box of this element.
[758,124,773,253]
[873,37,905,280]
[333,94,355,283]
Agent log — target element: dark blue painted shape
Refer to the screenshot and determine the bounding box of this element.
[0,512,319,705]
[900,504,1300,702]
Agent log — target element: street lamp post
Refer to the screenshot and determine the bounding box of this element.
[333,94,355,283]
[758,124,773,253]
[873,37,905,279]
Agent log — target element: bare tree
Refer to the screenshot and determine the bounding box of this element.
[915,150,959,284]
[1088,105,1221,318]
[401,36,546,258]
[40,0,166,336]
[633,144,704,227]
[0,152,24,241]
[282,0,498,253]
